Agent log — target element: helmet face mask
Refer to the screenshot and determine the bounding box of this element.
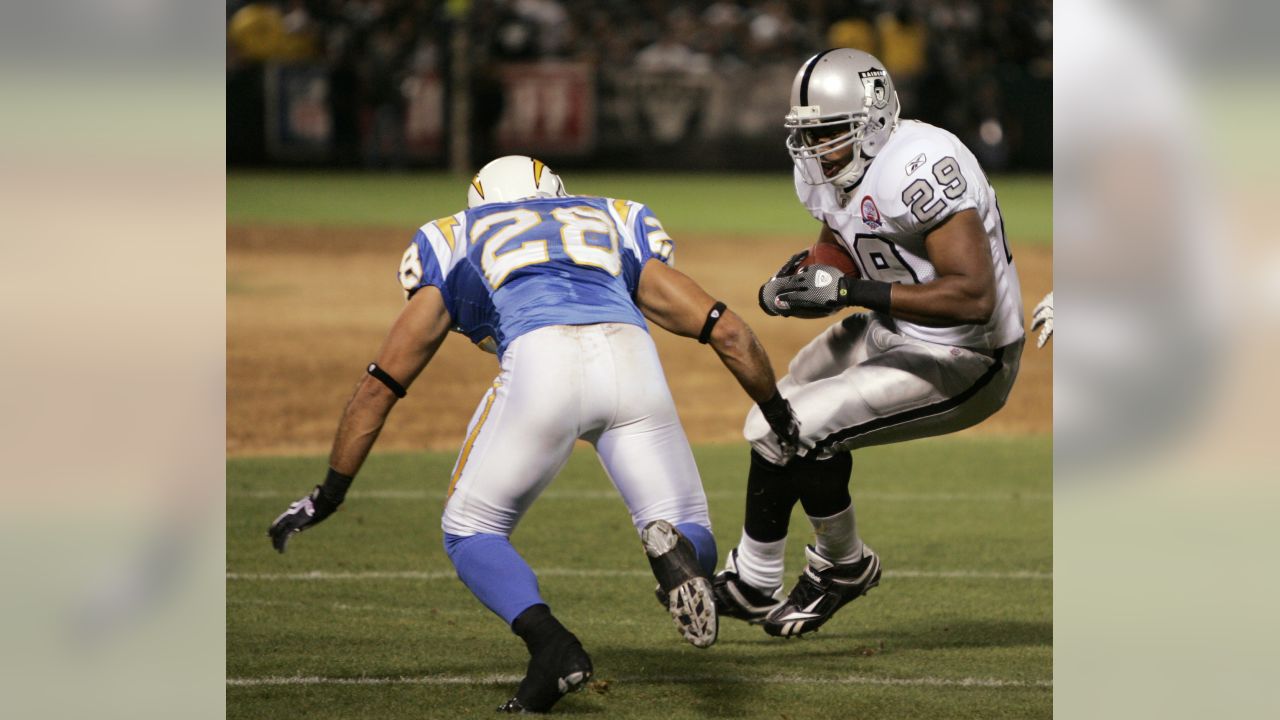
[467,155,568,209]
[785,110,868,187]
[785,49,900,189]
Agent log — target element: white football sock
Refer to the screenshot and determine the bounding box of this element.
[733,531,786,592]
[809,505,864,565]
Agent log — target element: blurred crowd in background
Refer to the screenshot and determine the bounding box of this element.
[227,0,1051,171]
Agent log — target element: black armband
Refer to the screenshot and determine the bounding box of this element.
[367,362,407,398]
[840,278,893,314]
[317,468,354,507]
[697,301,728,344]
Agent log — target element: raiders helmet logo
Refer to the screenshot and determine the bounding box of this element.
[858,69,890,110]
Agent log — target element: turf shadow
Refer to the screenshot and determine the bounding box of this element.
[584,644,766,718]
[863,619,1052,651]
[714,618,1050,654]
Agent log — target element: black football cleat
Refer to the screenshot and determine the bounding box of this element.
[641,520,717,648]
[497,633,593,713]
[712,548,785,624]
[763,545,881,638]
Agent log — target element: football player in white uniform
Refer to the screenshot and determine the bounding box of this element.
[713,49,1026,638]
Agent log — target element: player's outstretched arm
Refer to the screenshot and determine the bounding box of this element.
[328,286,453,473]
[636,260,800,459]
[268,287,453,553]
[637,260,776,401]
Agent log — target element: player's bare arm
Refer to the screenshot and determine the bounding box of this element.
[329,286,454,474]
[636,259,777,402]
[773,210,997,327]
[636,259,800,458]
[883,209,997,327]
[268,286,452,552]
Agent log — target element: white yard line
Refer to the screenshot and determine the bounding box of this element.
[233,489,1050,502]
[227,568,1050,581]
[227,673,1050,689]
[227,674,522,686]
[226,569,633,581]
[886,569,1052,579]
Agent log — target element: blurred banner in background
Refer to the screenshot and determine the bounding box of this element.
[226,0,1052,172]
[265,63,334,160]
[495,61,594,156]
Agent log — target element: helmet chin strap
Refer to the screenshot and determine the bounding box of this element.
[834,151,874,193]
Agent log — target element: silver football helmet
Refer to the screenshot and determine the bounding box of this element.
[785,49,900,188]
[467,155,568,208]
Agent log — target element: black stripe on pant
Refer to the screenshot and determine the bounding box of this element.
[811,346,1006,456]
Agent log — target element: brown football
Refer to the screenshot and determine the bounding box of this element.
[798,241,860,278]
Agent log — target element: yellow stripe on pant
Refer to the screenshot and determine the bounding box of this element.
[446,380,502,500]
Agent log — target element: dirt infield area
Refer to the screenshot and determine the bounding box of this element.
[228,226,1051,456]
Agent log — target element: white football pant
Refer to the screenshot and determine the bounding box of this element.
[441,323,711,538]
[745,313,1023,464]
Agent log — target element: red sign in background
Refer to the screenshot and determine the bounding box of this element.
[494,62,595,156]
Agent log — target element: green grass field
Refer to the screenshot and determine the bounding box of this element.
[229,170,1051,716]
[227,438,1051,719]
[227,171,1052,244]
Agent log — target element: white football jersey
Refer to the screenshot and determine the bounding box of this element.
[794,119,1024,350]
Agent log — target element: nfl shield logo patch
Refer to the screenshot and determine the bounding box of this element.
[861,196,881,228]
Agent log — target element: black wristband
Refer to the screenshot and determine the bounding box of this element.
[318,468,354,506]
[698,301,728,344]
[367,362,407,398]
[758,390,790,422]
[841,278,892,313]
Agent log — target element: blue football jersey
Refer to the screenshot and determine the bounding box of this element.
[397,196,676,355]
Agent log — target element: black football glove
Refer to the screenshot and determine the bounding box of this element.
[772,264,852,315]
[758,276,789,316]
[774,249,811,278]
[759,250,837,318]
[268,485,343,553]
[759,392,801,464]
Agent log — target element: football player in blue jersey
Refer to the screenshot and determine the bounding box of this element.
[267,156,800,713]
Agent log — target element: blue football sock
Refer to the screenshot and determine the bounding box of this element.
[444,533,544,625]
[675,522,717,577]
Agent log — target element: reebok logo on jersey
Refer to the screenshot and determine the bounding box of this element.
[906,153,927,175]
